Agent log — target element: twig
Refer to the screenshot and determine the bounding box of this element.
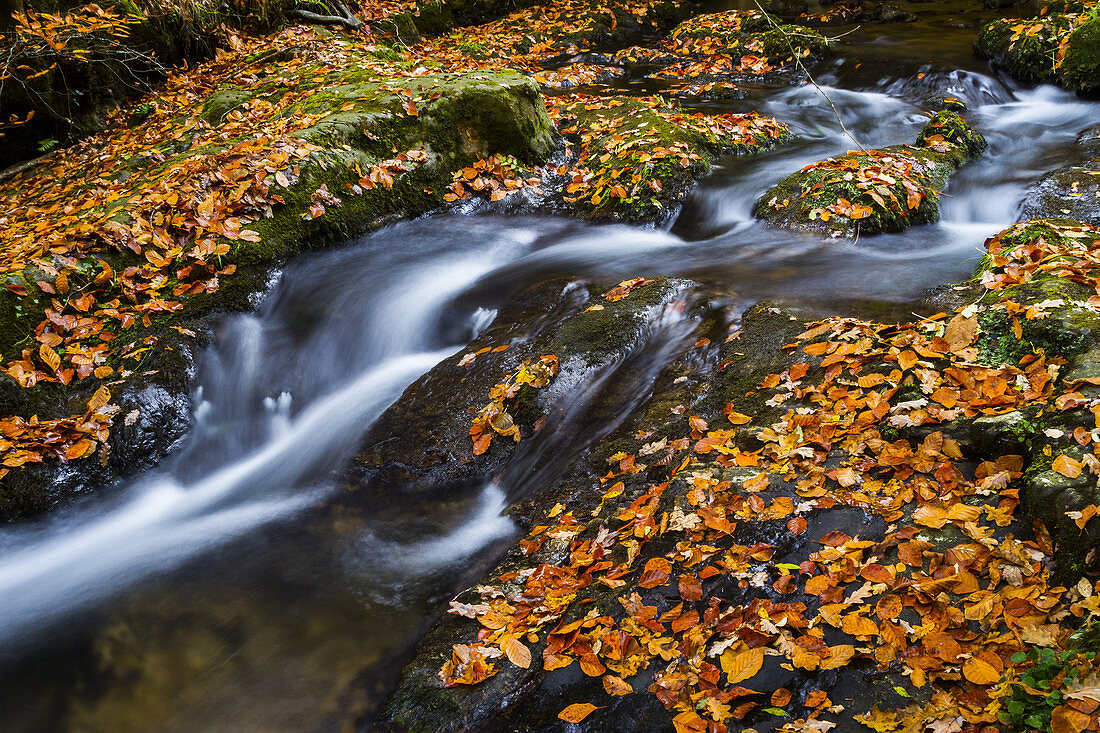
[750,1,867,153]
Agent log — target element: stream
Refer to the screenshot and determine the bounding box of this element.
[3,3,1100,731]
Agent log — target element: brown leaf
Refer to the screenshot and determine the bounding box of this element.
[943,314,978,353]
[678,573,702,602]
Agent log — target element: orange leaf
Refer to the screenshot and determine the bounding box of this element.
[1053,454,1084,479]
[500,635,531,669]
[558,703,598,723]
[638,557,671,588]
[962,656,1000,686]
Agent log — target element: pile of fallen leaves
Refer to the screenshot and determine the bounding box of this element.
[548,93,786,213]
[764,148,939,227]
[439,220,1100,733]
[443,154,544,203]
[0,385,115,472]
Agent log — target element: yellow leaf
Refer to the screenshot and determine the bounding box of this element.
[720,646,763,684]
[87,385,111,412]
[726,410,752,425]
[602,674,633,696]
[39,343,61,372]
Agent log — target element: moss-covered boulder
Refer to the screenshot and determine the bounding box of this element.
[753,111,986,237]
[547,94,790,224]
[975,9,1100,94]
[0,46,557,519]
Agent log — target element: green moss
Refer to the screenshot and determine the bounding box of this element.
[974,13,1094,90]
[917,111,987,158]
[549,279,679,362]
[975,16,1068,84]
[1062,13,1100,94]
[975,298,1099,368]
[200,89,255,125]
[756,24,828,60]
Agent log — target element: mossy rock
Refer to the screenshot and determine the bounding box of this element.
[203,69,556,266]
[1062,12,1100,94]
[974,15,1073,85]
[755,23,829,61]
[557,97,790,224]
[975,11,1099,93]
[753,113,982,237]
[916,110,988,158]
[200,89,255,125]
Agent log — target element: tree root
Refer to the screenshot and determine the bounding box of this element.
[290,0,363,29]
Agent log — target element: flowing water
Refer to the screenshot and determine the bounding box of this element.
[2,5,1099,730]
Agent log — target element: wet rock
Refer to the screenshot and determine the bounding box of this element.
[798,1,916,25]
[752,111,986,237]
[0,322,199,521]
[372,219,1100,732]
[339,276,715,508]
[757,0,809,17]
[638,9,829,94]
[1021,128,1100,225]
[975,9,1100,94]
[1021,164,1100,225]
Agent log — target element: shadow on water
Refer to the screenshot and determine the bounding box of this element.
[1,8,1100,728]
